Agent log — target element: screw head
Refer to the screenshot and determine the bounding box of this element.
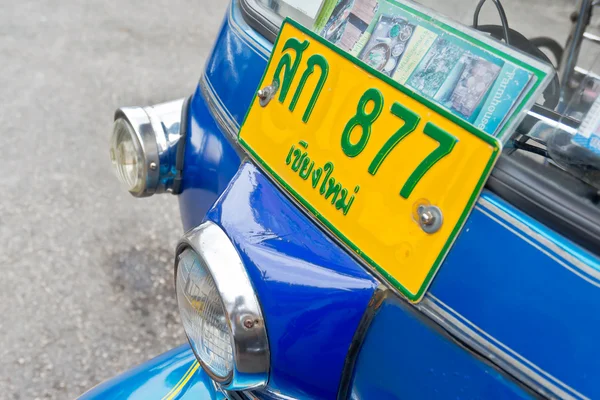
[149,162,157,171]
[419,210,435,226]
[416,205,443,233]
[257,83,278,107]
[243,318,255,329]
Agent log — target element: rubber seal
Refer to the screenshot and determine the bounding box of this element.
[172,95,191,195]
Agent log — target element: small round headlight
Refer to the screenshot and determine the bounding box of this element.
[176,248,234,379]
[175,222,270,390]
[110,118,146,193]
[109,99,185,197]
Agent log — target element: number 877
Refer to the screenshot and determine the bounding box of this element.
[340,88,458,200]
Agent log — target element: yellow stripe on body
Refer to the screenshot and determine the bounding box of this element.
[161,361,200,400]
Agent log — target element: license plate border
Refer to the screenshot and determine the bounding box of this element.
[239,18,501,302]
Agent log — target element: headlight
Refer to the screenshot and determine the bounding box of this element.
[177,248,234,378]
[175,221,270,390]
[109,98,186,197]
[110,118,146,194]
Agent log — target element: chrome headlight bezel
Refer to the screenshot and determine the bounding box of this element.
[111,98,186,197]
[174,221,270,390]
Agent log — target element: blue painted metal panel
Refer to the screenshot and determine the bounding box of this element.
[204,4,269,125]
[350,296,531,399]
[349,191,600,398]
[427,192,600,398]
[79,345,222,400]
[178,4,270,230]
[173,3,600,399]
[205,162,378,400]
[178,84,242,231]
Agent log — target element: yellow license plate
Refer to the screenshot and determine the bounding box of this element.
[239,19,500,302]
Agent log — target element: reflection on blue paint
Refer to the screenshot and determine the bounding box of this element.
[206,163,377,400]
[79,345,224,400]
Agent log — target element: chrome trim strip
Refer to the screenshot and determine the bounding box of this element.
[260,389,297,400]
[200,73,240,132]
[477,206,600,287]
[198,74,245,159]
[574,66,600,81]
[419,295,587,400]
[583,31,600,44]
[525,109,578,135]
[477,197,600,285]
[229,0,271,60]
[238,0,279,43]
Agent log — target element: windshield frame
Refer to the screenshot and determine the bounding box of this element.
[239,0,283,42]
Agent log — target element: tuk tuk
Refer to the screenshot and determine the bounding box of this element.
[82,0,600,398]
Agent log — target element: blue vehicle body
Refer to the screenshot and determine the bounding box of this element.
[84,2,600,399]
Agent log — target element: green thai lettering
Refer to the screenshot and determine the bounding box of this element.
[286,145,295,165]
[285,141,307,166]
[284,141,359,216]
[291,149,306,172]
[324,178,342,203]
[273,38,310,103]
[338,186,360,216]
[311,168,322,188]
[289,54,329,123]
[335,188,348,210]
[299,157,314,180]
[320,162,334,195]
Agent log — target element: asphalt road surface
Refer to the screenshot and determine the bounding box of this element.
[0,1,227,398]
[0,0,589,399]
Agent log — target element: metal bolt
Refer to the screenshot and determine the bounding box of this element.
[419,209,435,226]
[243,318,255,329]
[257,83,278,107]
[417,205,443,234]
[149,162,157,171]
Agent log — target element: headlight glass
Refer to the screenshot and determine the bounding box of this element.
[176,248,234,379]
[110,119,145,193]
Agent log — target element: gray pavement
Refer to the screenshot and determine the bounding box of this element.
[0,0,592,399]
[0,1,226,399]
